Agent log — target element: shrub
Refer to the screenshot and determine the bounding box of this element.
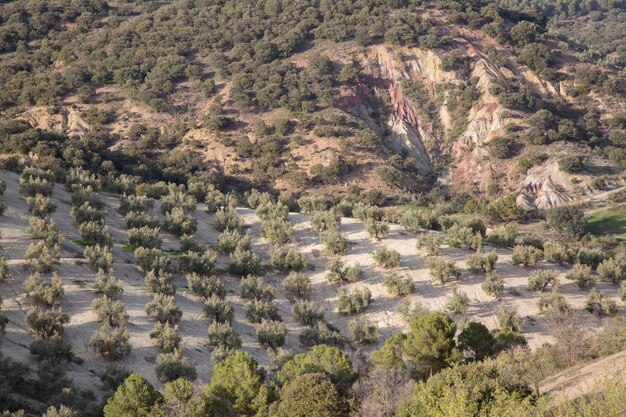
[134,247,169,273]
[446,224,483,250]
[163,207,197,236]
[85,245,114,272]
[71,202,104,224]
[565,263,594,289]
[337,287,372,315]
[543,241,574,264]
[585,288,617,316]
[179,250,216,276]
[496,303,523,332]
[426,256,460,284]
[538,289,571,316]
[487,136,516,159]
[26,194,56,218]
[25,241,60,273]
[144,270,176,295]
[25,305,69,338]
[262,218,294,244]
[29,335,73,362]
[155,350,197,383]
[546,205,587,239]
[27,217,62,243]
[292,300,324,325]
[321,230,347,254]
[124,211,159,229]
[213,208,244,232]
[241,276,275,302]
[466,250,498,273]
[91,296,129,327]
[558,155,584,173]
[146,294,182,324]
[349,319,380,344]
[229,247,261,276]
[150,322,181,353]
[204,188,227,214]
[446,287,470,314]
[416,233,443,256]
[24,272,64,307]
[256,320,287,348]
[89,325,131,360]
[186,273,225,299]
[79,220,112,247]
[527,270,559,292]
[485,225,518,247]
[299,321,344,348]
[511,245,543,266]
[203,295,234,324]
[244,299,280,323]
[217,229,250,254]
[365,218,389,239]
[576,247,606,270]
[372,247,400,269]
[283,272,311,301]
[207,322,241,350]
[118,195,153,215]
[325,259,362,283]
[619,281,626,301]
[19,177,54,197]
[128,227,161,249]
[180,234,204,253]
[383,273,414,297]
[160,191,196,214]
[0,256,7,283]
[482,272,504,297]
[71,185,103,209]
[597,258,626,284]
[311,211,341,233]
[270,245,307,272]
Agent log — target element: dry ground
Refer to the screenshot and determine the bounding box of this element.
[0,170,623,393]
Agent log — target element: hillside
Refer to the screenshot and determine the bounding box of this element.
[1,1,626,417]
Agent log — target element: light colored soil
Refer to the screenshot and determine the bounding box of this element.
[539,350,626,401]
[0,169,624,394]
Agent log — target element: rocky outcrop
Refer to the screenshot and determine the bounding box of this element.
[20,106,90,136]
[518,160,573,210]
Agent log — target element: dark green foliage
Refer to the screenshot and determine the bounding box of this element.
[103,374,163,417]
[547,205,587,239]
[337,287,372,315]
[458,322,496,361]
[273,373,348,417]
[155,350,197,383]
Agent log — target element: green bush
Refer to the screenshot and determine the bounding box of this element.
[162,207,197,236]
[416,233,443,256]
[146,294,182,324]
[311,211,341,233]
[270,245,307,272]
[546,205,587,239]
[543,241,574,264]
[118,195,154,215]
[496,303,523,332]
[487,136,517,159]
[241,275,275,302]
[527,270,559,292]
[262,218,294,244]
[229,247,261,276]
[565,263,594,289]
[558,155,584,173]
[92,296,129,327]
[207,322,241,350]
[186,273,225,300]
[426,256,460,284]
[134,247,170,273]
[325,258,363,283]
[79,220,112,247]
[89,325,131,360]
[150,322,181,353]
[321,230,347,254]
[383,273,414,297]
[446,287,470,314]
[282,272,311,302]
[213,208,245,232]
[144,270,176,295]
[466,250,498,273]
[27,194,56,218]
[482,272,504,297]
[179,250,216,276]
[217,229,250,254]
[25,305,69,338]
[337,287,372,315]
[85,245,114,272]
[597,258,626,284]
[299,321,344,348]
[244,299,280,323]
[25,241,61,273]
[155,350,197,383]
[128,226,161,249]
[585,288,617,316]
[576,247,606,270]
[365,218,389,239]
[372,247,400,269]
[292,300,324,325]
[24,272,64,307]
[511,245,543,266]
[348,319,380,344]
[256,320,287,348]
[203,295,234,324]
